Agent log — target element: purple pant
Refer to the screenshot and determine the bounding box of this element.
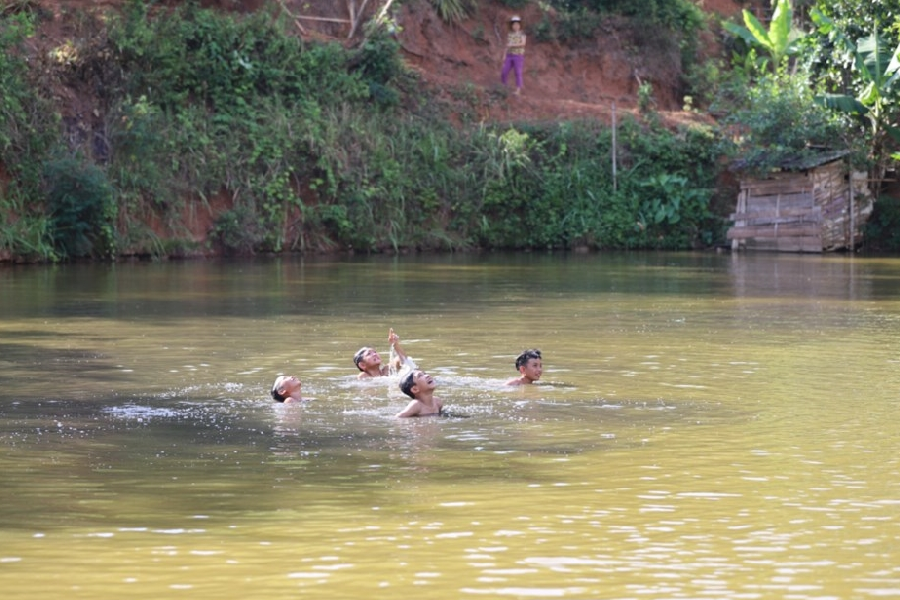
[501,54,524,89]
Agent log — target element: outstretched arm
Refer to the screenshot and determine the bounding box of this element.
[388,328,409,363]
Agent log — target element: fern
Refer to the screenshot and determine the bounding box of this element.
[429,0,476,24]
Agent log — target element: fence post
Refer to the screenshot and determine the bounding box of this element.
[612,102,617,193]
[848,158,855,250]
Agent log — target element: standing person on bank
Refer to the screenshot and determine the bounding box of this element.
[500,15,526,96]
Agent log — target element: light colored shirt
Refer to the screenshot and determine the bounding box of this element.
[506,31,526,55]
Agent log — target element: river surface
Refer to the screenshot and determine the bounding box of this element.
[1,252,898,599]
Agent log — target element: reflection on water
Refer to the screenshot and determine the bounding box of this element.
[2,252,900,599]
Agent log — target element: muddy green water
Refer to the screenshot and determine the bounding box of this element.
[1,252,898,599]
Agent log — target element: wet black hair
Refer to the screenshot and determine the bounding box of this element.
[271,385,287,402]
[515,348,542,370]
[399,370,418,399]
[353,347,370,371]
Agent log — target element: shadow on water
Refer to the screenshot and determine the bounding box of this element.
[0,340,134,396]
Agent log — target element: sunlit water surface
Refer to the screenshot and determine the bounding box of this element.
[1,252,899,599]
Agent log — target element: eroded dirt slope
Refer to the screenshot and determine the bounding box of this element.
[30,0,752,125]
[393,0,748,124]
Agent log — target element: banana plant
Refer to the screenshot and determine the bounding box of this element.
[811,8,900,192]
[811,10,900,133]
[723,0,802,72]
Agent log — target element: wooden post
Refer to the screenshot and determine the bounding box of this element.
[611,102,617,193]
[775,192,781,241]
[848,159,855,250]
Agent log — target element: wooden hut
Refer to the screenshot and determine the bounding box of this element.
[727,151,873,252]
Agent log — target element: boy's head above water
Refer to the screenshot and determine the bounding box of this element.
[271,375,302,403]
[511,348,543,384]
[515,348,542,370]
[399,370,436,399]
[354,346,379,371]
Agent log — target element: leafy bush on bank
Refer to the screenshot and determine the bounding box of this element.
[0,12,63,260]
[864,195,900,253]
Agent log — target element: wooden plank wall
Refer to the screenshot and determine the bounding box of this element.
[727,160,872,253]
[728,169,822,252]
[819,164,873,250]
[817,161,850,250]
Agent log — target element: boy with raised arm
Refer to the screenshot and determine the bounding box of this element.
[353,328,415,379]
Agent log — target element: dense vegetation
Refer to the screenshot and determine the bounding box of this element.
[718,0,900,249]
[1,0,899,260]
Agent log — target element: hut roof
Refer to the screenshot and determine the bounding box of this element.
[732,149,850,174]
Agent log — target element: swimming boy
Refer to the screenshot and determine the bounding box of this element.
[396,370,443,417]
[506,348,543,385]
[271,375,304,403]
[354,328,414,379]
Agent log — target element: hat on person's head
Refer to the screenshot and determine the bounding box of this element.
[510,15,522,23]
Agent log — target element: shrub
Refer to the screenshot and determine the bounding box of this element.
[43,155,117,260]
[0,12,60,194]
[556,7,603,41]
[864,195,900,252]
[718,72,852,175]
[350,29,405,107]
[210,205,263,256]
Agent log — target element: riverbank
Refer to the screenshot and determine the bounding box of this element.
[1,1,753,262]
